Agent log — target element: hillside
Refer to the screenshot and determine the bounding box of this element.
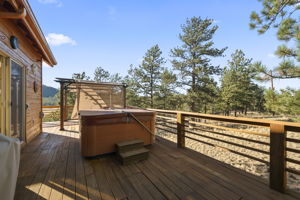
[42,85,58,97]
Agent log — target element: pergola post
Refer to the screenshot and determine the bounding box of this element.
[64,89,68,121]
[60,82,64,130]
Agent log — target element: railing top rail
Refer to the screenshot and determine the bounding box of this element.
[42,105,73,108]
[148,108,300,132]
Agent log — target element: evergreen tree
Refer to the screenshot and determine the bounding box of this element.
[220,50,258,116]
[264,89,278,115]
[280,88,300,115]
[250,0,300,78]
[157,69,178,109]
[249,84,266,113]
[110,73,123,83]
[94,67,111,82]
[123,70,144,108]
[127,45,165,108]
[72,72,90,80]
[265,88,300,116]
[171,17,227,112]
[94,67,123,83]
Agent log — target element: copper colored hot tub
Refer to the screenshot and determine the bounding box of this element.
[79,109,156,157]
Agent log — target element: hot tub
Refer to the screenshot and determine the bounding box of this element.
[79,109,156,157]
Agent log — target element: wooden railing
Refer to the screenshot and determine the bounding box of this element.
[42,105,73,121]
[43,105,60,116]
[148,108,300,193]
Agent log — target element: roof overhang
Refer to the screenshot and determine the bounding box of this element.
[2,0,57,66]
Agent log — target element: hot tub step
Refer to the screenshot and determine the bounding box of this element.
[116,139,144,153]
[119,148,149,165]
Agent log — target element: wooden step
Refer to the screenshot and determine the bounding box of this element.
[118,148,149,165]
[116,139,144,153]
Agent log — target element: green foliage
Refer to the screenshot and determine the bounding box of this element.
[250,0,300,78]
[126,45,165,108]
[220,50,263,116]
[94,67,111,82]
[156,69,178,109]
[264,88,300,115]
[43,110,60,122]
[72,72,90,80]
[109,73,123,83]
[264,89,278,114]
[94,67,123,83]
[171,17,227,112]
[42,96,59,106]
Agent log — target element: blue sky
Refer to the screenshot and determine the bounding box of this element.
[29,0,300,90]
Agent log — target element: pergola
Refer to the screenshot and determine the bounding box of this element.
[55,78,127,130]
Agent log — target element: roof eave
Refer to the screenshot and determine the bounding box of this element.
[19,0,57,66]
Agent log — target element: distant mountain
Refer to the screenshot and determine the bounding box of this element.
[42,85,58,97]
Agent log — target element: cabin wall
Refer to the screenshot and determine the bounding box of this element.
[0,18,43,143]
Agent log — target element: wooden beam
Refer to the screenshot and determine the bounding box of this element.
[0,8,26,19]
[269,123,286,192]
[60,83,64,131]
[8,0,18,10]
[177,112,185,148]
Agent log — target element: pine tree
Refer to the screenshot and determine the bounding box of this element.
[94,67,123,83]
[157,69,178,109]
[248,84,265,113]
[94,67,110,82]
[220,50,258,116]
[123,69,144,108]
[171,17,227,112]
[72,72,90,80]
[265,88,300,116]
[109,73,123,83]
[250,0,300,78]
[126,45,165,108]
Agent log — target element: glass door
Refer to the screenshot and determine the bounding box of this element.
[0,56,5,134]
[10,61,24,140]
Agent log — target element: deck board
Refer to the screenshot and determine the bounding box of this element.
[14,122,299,200]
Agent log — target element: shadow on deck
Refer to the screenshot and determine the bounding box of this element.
[15,122,298,200]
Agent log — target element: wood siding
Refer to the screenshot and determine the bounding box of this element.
[0,17,43,143]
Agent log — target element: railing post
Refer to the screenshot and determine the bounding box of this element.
[269,123,286,192]
[177,112,185,148]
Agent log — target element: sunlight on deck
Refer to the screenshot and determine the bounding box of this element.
[25,181,93,200]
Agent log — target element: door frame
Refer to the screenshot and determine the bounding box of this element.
[0,53,10,136]
[0,51,26,141]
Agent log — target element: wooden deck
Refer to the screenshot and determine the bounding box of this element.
[15,122,298,200]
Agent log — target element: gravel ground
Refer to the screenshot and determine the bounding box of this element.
[156,118,300,192]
